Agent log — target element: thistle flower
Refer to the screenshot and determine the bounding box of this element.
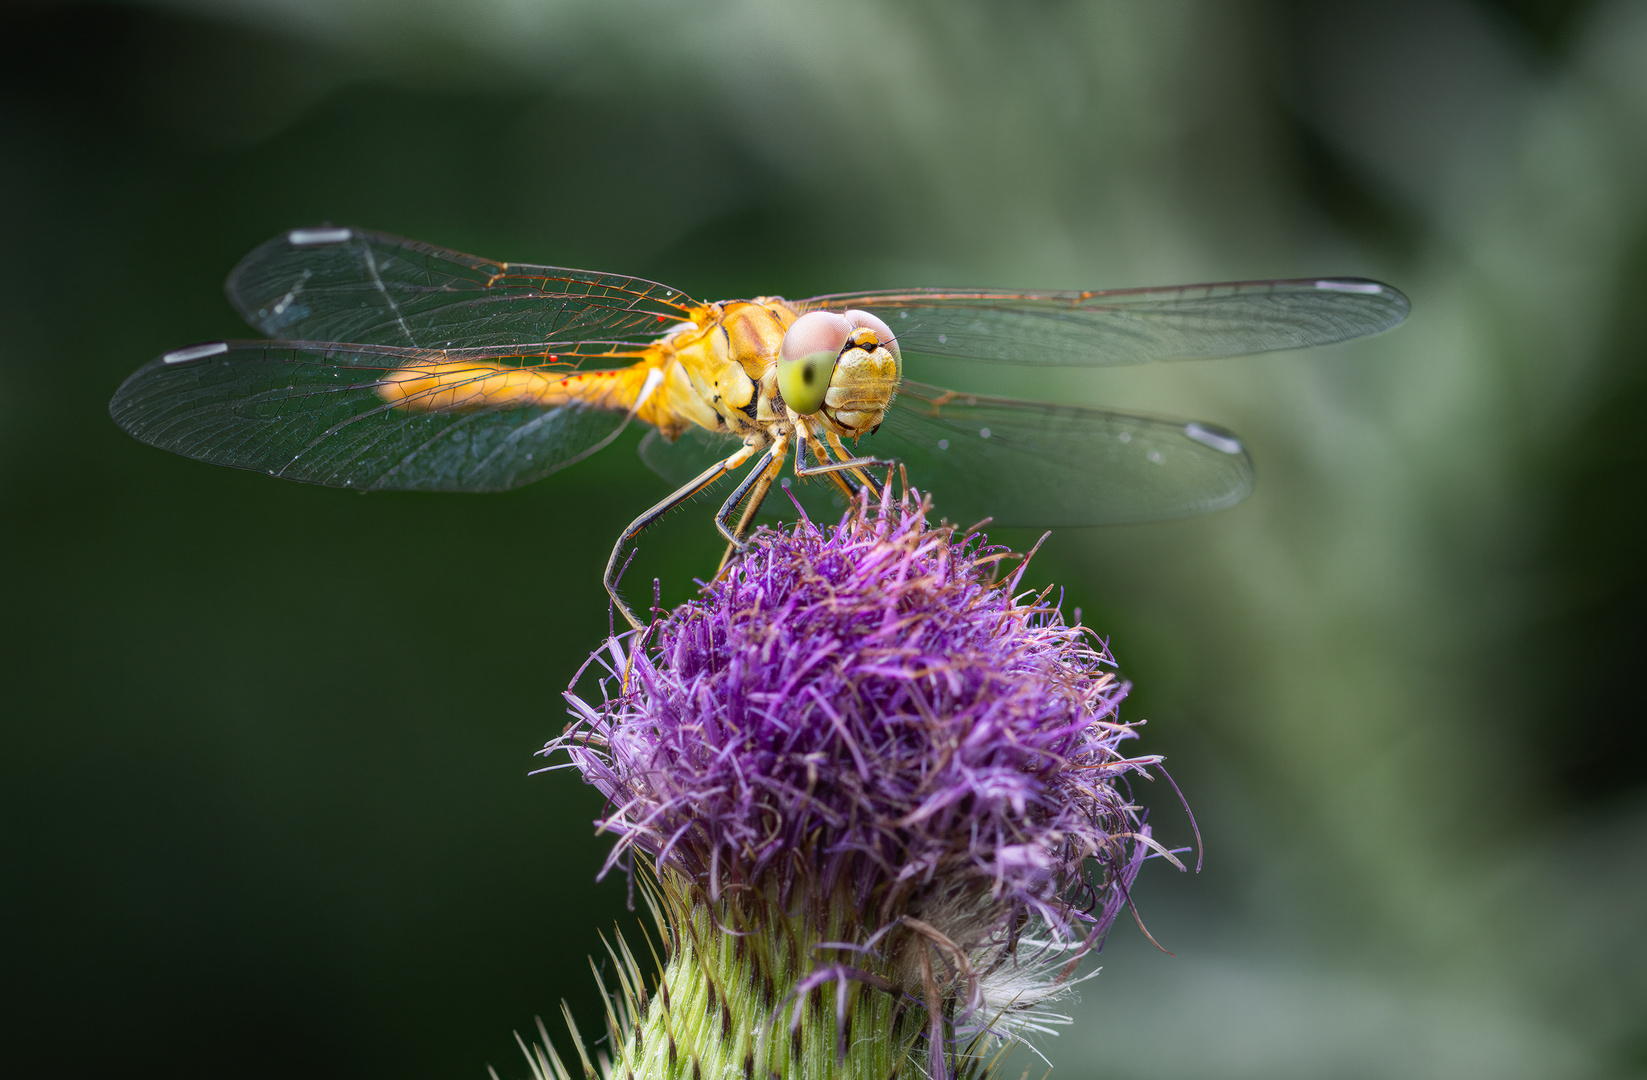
[535,485,1172,1080]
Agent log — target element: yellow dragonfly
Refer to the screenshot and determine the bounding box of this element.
[110,227,1408,628]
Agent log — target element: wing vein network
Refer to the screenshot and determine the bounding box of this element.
[360,241,418,347]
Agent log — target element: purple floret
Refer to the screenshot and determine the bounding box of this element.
[548,487,1162,952]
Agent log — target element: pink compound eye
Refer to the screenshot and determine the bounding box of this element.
[780,311,852,364]
[778,312,854,416]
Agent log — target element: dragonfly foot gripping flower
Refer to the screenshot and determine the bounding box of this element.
[538,485,1176,1080]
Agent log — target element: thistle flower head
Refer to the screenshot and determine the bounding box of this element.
[545,486,1168,1078]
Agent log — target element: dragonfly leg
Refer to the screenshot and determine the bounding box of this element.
[793,421,856,500]
[716,435,789,541]
[606,443,756,630]
[713,433,792,571]
[809,427,894,490]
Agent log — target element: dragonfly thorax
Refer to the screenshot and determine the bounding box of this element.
[670,299,900,448]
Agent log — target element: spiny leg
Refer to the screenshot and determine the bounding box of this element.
[715,440,787,571]
[605,443,755,630]
[809,424,894,491]
[792,421,857,501]
[714,446,779,548]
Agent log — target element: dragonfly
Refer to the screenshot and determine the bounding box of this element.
[110,227,1408,628]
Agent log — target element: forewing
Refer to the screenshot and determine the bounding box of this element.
[801,278,1408,366]
[110,341,632,492]
[863,381,1255,527]
[226,227,699,349]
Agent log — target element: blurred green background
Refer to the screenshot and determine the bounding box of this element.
[4,1,1644,1077]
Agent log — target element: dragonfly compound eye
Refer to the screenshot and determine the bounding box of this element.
[778,310,851,415]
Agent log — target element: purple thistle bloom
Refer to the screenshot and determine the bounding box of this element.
[542,486,1172,1080]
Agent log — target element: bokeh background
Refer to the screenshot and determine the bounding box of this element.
[5,1,1645,1077]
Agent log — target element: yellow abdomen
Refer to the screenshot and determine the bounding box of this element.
[372,298,812,441]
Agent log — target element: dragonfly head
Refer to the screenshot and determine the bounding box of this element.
[778,309,900,420]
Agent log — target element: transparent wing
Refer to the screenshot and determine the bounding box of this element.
[800,278,1408,366]
[860,382,1255,527]
[638,385,1256,528]
[110,341,636,492]
[226,227,700,349]
[637,425,742,484]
